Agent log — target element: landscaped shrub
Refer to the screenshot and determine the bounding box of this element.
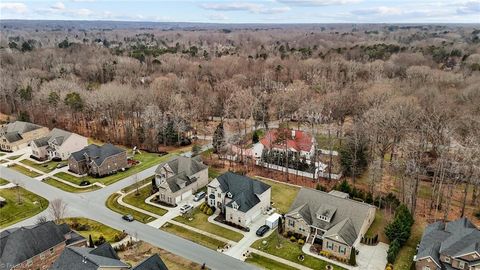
[385,204,414,264]
[94,235,106,246]
[297,239,305,245]
[319,250,330,257]
[349,247,356,266]
[387,239,401,263]
[206,208,213,215]
[290,236,296,242]
[199,203,206,212]
[282,232,289,238]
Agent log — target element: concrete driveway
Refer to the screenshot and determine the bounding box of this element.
[356,242,389,270]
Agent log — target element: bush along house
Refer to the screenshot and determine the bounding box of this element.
[284,187,375,263]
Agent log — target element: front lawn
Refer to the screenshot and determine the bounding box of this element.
[246,253,297,270]
[173,207,243,242]
[252,230,345,270]
[0,186,49,228]
[44,177,100,193]
[20,159,61,173]
[393,221,424,270]
[61,217,125,243]
[55,151,178,186]
[123,183,168,216]
[161,222,226,250]
[7,155,23,160]
[255,176,299,214]
[0,178,8,185]
[9,164,42,177]
[106,193,155,223]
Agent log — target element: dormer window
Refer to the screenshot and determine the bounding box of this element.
[232,201,239,210]
[444,257,450,263]
[227,192,233,198]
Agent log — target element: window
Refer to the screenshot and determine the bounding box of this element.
[27,259,33,266]
[49,248,54,254]
[288,219,295,227]
[327,242,334,250]
[40,253,45,260]
[227,192,233,198]
[459,261,465,269]
[444,257,450,263]
[422,267,430,270]
[238,217,241,223]
[339,246,346,254]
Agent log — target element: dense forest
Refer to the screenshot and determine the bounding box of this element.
[1,23,479,221]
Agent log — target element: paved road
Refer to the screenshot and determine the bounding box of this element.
[0,164,256,270]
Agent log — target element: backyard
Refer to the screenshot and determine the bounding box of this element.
[20,159,62,173]
[106,193,156,223]
[61,217,125,243]
[161,222,226,250]
[173,207,244,242]
[123,183,168,216]
[255,176,300,214]
[365,209,390,243]
[393,221,424,270]
[0,186,49,228]
[8,164,42,177]
[251,230,345,270]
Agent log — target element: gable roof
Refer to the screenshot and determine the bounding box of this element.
[51,243,128,270]
[417,217,480,267]
[155,156,208,193]
[0,221,67,269]
[132,254,168,270]
[286,187,374,246]
[215,172,270,213]
[1,121,44,143]
[33,128,73,148]
[261,129,313,152]
[70,143,125,166]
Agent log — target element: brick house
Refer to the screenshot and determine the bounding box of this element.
[285,188,375,260]
[0,221,86,270]
[259,129,316,160]
[414,217,480,270]
[68,144,128,177]
[207,172,271,228]
[30,128,88,161]
[0,121,49,152]
[152,156,208,206]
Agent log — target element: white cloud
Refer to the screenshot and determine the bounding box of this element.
[74,8,93,16]
[276,0,362,6]
[456,0,480,14]
[208,13,229,20]
[200,2,290,14]
[0,2,27,13]
[351,6,403,16]
[70,0,96,2]
[51,2,65,10]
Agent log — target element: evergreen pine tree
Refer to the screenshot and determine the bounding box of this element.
[349,247,356,266]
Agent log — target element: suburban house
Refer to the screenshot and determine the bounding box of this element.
[68,143,128,177]
[152,156,208,206]
[0,121,49,152]
[51,242,129,270]
[132,254,169,270]
[259,129,316,160]
[0,221,86,270]
[285,187,376,260]
[207,172,271,228]
[30,128,88,161]
[414,217,480,270]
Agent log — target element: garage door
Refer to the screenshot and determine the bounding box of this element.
[181,190,193,201]
[247,209,261,226]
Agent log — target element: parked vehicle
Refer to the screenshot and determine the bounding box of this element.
[179,204,193,214]
[56,163,67,169]
[256,225,270,237]
[193,191,206,202]
[122,214,134,222]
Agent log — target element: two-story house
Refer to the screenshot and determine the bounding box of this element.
[284,188,376,260]
[68,144,128,177]
[414,217,480,270]
[0,121,49,152]
[30,128,88,161]
[152,156,208,206]
[0,221,86,270]
[207,172,271,228]
[259,129,316,160]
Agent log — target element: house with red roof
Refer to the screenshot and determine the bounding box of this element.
[259,129,316,160]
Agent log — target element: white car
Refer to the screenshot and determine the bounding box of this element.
[179,204,193,214]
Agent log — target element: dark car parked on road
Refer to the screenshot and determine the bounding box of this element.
[122,214,134,222]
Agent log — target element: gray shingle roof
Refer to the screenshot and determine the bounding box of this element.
[1,121,43,143]
[70,143,125,166]
[51,243,128,270]
[323,218,358,246]
[0,221,67,270]
[286,187,374,246]
[155,156,207,193]
[33,128,73,148]
[216,172,271,213]
[132,254,168,270]
[417,217,480,267]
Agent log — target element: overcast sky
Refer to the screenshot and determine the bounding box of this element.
[0,0,479,23]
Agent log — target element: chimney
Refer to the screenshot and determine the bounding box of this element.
[291,130,296,139]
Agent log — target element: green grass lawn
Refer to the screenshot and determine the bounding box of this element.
[161,222,226,250]
[256,177,299,214]
[55,151,178,186]
[246,253,297,270]
[393,221,424,270]
[61,217,124,243]
[0,178,8,185]
[106,193,155,223]
[173,207,243,242]
[0,152,5,156]
[0,186,49,228]
[316,134,343,152]
[123,184,168,216]
[252,230,346,270]
[121,176,153,193]
[7,155,23,160]
[20,159,61,173]
[365,209,390,243]
[0,159,8,164]
[208,167,223,179]
[44,177,100,193]
[9,164,42,177]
